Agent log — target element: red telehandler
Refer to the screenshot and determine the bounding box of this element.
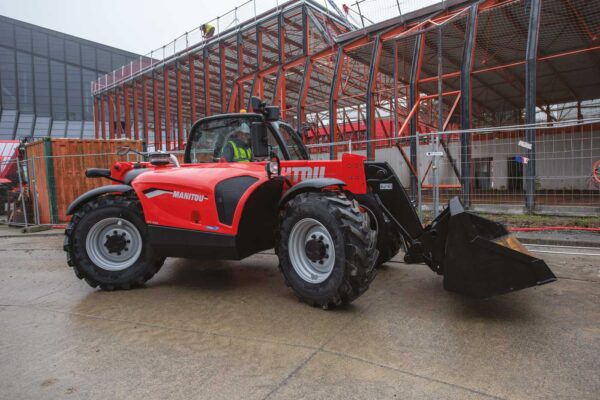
[64,98,555,308]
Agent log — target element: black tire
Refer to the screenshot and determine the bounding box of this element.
[276,191,378,309]
[64,195,165,290]
[356,194,403,266]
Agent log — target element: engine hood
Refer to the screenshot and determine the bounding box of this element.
[131,162,268,188]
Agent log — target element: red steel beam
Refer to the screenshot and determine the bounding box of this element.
[176,66,184,149]
[108,94,115,139]
[299,61,313,127]
[143,76,149,143]
[164,68,172,151]
[93,97,99,139]
[100,96,106,139]
[189,55,197,122]
[115,90,122,138]
[220,44,227,113]
[153,78,161,149]
[368,38,383,160]
[133,84,139,140]
[123,85,131,139]
[331,54,346,158]
[204,53,212,116]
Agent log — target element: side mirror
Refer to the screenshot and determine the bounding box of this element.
[250,97,263,113]
[250,122,269,158]
[264,106,280,121]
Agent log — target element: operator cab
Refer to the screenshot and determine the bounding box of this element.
[184,100,309,164]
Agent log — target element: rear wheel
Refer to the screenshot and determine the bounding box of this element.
[277,192,378,309]
[64,195,165,290]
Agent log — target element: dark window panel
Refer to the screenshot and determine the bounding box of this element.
[82,121,95,138]
[0,110,18,139]
[48,35,64,60]
[50,120,66,137]
[65,40,80,65]
[0,21,14,47]
[15,112,34,138]
[81,45,96,69]
[32,31,48,56]
[82,69,97,120]
[112,54,127,70]
[66,120,82,138]
[15,26,32,52]
[66,65,82,120]
[96,48,111,72]
[0,47,17,109]
[34,116,51,137]
[50,60,66,119]
[17,52,34,112]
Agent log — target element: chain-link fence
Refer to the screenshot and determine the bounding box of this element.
[2,118,598,229]
[306,118,600,216]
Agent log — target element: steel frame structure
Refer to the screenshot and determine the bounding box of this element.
[92,0,600,210]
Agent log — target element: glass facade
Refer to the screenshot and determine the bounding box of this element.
[0,15,139,140]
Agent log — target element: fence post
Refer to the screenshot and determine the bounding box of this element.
[525,0,542,212]
[366,35,382,161]
[43,138,58,224]
[328,46,344,160]
[30,156,40,225]
[16,159,28,228]
[433,26,443,218]
[460,3,478,209]
[408,35,422,202]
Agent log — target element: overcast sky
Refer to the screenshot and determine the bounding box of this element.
[0,0,350,55]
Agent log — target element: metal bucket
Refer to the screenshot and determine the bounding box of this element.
[431,198,557,298]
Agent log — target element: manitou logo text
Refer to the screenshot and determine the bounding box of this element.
[173,191,208,202]
[282,166,326,182]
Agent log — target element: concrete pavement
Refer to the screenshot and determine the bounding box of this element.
[0,230,599,399]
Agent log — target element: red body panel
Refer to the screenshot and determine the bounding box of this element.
[126,153,367,235]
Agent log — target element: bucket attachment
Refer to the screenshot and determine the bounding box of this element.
[422,198,556,298]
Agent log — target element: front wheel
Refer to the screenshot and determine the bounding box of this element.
[277,192,378,309]
[356,194,403,266]
[64,195,164,290]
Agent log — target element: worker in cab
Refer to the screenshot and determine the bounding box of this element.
[222,124,252,162]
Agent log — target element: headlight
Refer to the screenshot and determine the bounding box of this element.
[267,160,279,176]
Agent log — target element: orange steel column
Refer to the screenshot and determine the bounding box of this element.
[123,85,131,139]
[115,90,122,138]
[133,84,139,140]
[189,55,197,122]
[164,68,172,150]
[143,76,149,143]
[176,66,184,149]
[93,97,99,139]
[220,44,227,113]
[203,48,212,116]
[108,94,115,139]
[100,96,106,139]
[153,78,161,149]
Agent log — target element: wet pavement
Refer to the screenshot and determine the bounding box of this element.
[1,229,599,399]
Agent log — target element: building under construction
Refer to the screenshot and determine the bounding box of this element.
[90,0,600,214]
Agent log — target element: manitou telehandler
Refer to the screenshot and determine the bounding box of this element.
[64,98,556,308]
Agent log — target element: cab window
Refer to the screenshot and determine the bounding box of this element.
[187,116,260,163]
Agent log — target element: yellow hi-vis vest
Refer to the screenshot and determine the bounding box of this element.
[228,141,252,162]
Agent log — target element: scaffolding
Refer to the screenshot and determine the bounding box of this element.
[91,0,600,212]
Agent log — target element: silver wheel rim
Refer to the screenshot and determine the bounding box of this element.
[288,218,335,284]
[85,217,142,271]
